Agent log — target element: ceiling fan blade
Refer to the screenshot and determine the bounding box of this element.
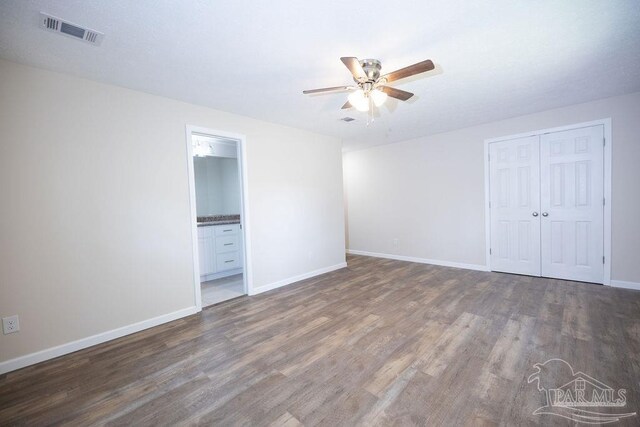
[381,59,434,83]
[341,100,352,109]
[380,86,414,101]
[340,57,367,81]
[302,86,352,95]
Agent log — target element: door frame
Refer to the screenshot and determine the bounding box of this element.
[185,125,253,310]
[483,118,612,285]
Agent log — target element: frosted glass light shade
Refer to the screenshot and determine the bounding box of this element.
[371,89,388,107]
[348,89,369,112]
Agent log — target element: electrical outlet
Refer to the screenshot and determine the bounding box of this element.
[393,238,399,247]
[2,315,20,334]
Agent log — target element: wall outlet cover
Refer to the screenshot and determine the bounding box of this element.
[2,315,20,334]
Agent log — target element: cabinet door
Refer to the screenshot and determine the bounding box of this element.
[198,233,208,276]
[238,228,244,268]
[204,233,215,275]
[198,227,216,276]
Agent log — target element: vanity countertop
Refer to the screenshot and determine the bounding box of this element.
[197,214,241,227]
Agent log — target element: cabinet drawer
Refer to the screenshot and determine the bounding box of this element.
[214,224,240,236]
[216,235,239,253]
[216,251,240,271]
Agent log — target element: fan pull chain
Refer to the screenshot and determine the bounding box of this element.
[366,97,375,126]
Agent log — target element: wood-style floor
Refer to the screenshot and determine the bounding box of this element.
[1,254,639,426]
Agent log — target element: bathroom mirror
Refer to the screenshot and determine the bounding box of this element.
[193,156,240,216]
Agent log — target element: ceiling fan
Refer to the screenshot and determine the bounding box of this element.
[303,57,435,112]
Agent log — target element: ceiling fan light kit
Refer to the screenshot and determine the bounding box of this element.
[347,88,388,112]
[348,89,369,111]
[303,56,434,116]
[371,89,388,107]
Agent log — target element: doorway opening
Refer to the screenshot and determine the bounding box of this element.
[186,126,251,308]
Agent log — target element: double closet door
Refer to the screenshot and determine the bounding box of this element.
[489,125,604,283]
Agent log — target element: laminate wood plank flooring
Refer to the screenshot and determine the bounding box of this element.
[1,254,639,426]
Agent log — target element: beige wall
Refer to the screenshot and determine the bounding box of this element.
[344,91,640,282]
[0,59,346,365]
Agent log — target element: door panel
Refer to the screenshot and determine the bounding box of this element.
[489,136,541,276]
[198,234,209,276]
[198,227,215,276]
[540,125,604,283]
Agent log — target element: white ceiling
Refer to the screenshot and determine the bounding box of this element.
[1,1,639,150]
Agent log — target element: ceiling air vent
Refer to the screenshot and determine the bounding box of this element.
[340,117,355,122]
[39,12,104,46]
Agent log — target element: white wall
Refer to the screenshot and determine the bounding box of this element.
[344,91,640,283]
[0,59,346,369]
[194,156,240,216]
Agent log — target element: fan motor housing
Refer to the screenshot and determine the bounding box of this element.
[358,59,382,82]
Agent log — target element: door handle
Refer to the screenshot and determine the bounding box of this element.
[532,212,539,217]
[542,212,549,217]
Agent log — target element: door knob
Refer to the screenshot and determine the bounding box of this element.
[542,212,549,217]
[532,212,539,217]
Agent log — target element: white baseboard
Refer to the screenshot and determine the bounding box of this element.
[0,306,199,375]
[349,250,640,289]
[610,279,640,291]
[347,249,489,272]
[249,262,348,296]
[201,267,243,282]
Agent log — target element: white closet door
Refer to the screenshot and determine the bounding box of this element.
[489,135,541,276]
[540,125,604,283]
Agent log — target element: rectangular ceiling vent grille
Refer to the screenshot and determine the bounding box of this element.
[44,16,59,30]
[39,12,104,46]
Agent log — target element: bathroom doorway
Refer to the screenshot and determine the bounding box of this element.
[185,126,251,308]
